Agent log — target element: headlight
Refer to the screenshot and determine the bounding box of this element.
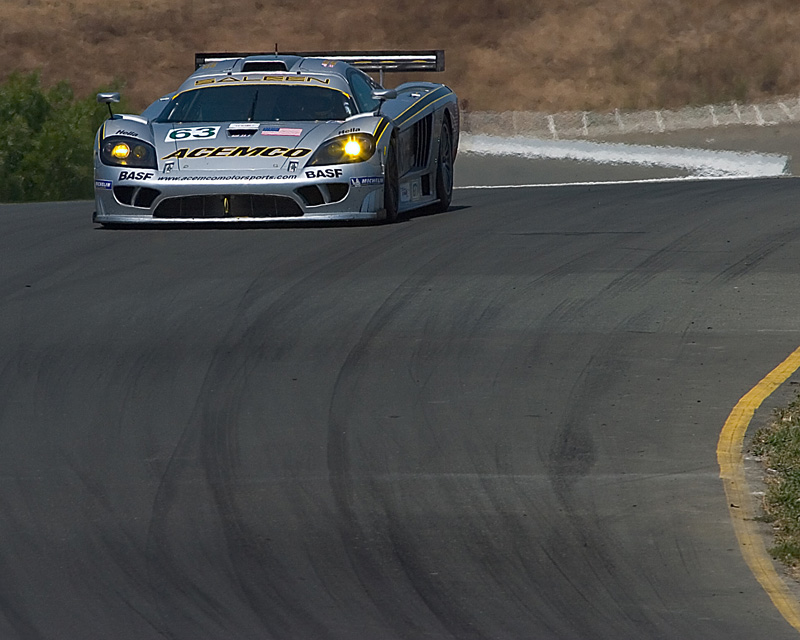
[307,133,376,166]
[99,136,157,169]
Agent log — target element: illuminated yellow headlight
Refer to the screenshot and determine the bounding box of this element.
[307,133,376,166]
[344,139,362,156]
[101,136,157,168]
[111,143,131,159]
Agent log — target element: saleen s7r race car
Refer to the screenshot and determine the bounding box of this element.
[93,50,458,225]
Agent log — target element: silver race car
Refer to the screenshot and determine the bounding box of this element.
[93,50,458,225]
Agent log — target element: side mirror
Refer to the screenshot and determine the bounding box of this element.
[372,89,397,101]
[372,89,397,116]
[97,92,121,119]
[97,92,121,104]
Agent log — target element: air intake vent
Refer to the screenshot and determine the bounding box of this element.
[295,183,349,206]
[413,114,432,169]
[154,194,303,218]
[113,186,161,208]
[296,185,324,207]
[241,61,288,72]
[113,186,135,206]
[227,122,259,137]
[326,183,349,203]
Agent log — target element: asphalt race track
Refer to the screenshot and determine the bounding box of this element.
[3,177,800,639]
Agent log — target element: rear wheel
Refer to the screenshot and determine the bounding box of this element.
[383,139,400,223]
[433,119,454,213]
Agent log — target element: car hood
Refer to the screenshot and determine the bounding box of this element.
[152,121,343,172]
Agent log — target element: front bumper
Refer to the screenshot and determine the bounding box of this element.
[93,165,386,224]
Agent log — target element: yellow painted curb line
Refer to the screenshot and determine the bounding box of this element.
[718,346,800,631]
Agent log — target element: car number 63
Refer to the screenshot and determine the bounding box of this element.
[165,126,220,142]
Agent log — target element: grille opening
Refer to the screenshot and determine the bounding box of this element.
[113,186,136,206]
[241,61,288,72]
[296,185,324,207]
[326,183,349,203]
[295,182,350,206]
[154,194,303,218]
[421,174,431,196]
[134,188,160,208]
[113,186,161,208]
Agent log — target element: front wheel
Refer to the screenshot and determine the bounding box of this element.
[432,119,454,213]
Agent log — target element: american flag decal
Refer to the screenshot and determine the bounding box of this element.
[261,127,303,137]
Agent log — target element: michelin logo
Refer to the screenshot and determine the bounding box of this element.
[350,176,384,187]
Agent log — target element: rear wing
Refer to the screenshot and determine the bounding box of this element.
[195,50,445,73]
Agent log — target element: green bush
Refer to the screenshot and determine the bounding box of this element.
[0,72,120,202]
[751,396,800,565]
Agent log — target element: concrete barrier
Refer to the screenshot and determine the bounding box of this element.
[461,96,800,140]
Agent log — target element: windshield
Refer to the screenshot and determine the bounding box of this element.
[155,85,354,123]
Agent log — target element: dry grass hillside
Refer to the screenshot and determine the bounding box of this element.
[2,0,800,112]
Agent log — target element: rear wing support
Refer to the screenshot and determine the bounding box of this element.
[195,50,445,85]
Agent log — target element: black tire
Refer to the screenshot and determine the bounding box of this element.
[383,139,400,223]
[433,119,454,213]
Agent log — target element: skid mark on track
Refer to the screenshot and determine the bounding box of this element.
[142,229,426,638]
[714,229,800,283]
[325,236,486,639]
[522,274,699,635]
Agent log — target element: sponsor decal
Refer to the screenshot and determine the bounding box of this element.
[350,176,384,187]
[321,60,337,68]
[400,183,411,203]
[339,127,362,135]
[194,75,331,86]
[287,161,299,172]
[411,179,421,201]
[163,161,174,173]
[95,179,112,190]
[306,168,343,179]
[115,129,140,137]
[228,122,259,131]
[157,175,298,182]
[162,146,312,160]
[119,171,154,180]
[165,126,220,142]
[262,127,302,137]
